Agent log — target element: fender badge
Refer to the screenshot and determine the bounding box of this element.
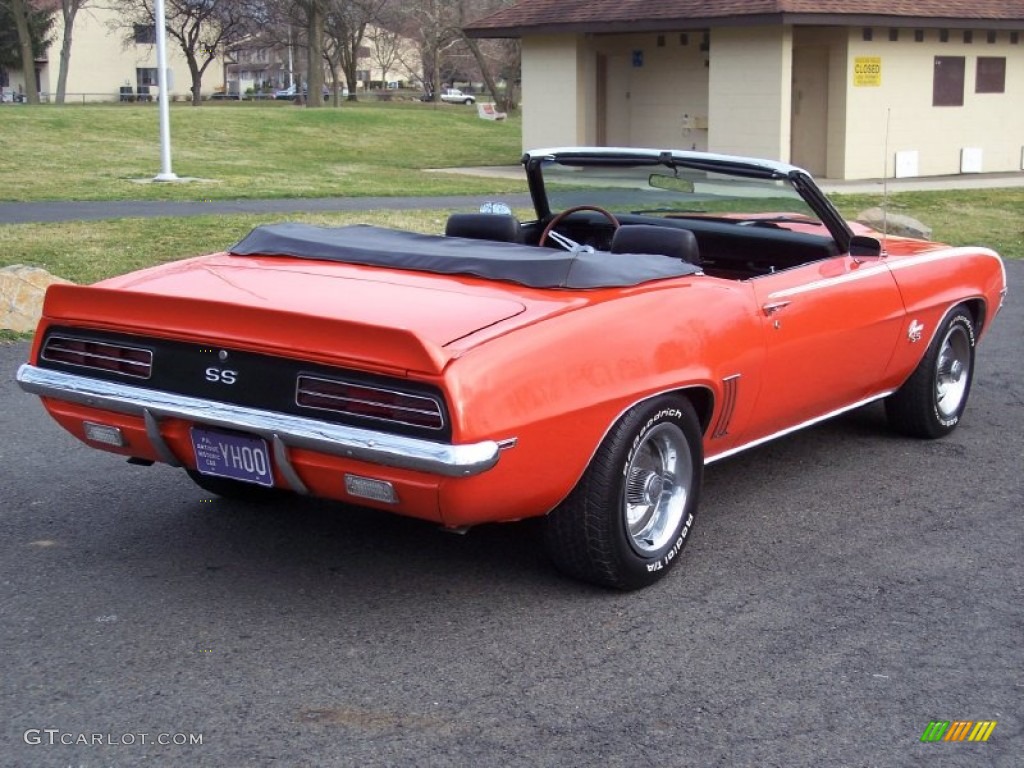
[908,320,924,343]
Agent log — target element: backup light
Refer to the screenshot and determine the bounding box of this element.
[83,422,126,447]
[344,474,398,504]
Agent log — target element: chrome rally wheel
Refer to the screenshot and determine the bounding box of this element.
[544,396,703,590]
[623,422,692,556]
[934,321,972,421]
[886,306,977,439]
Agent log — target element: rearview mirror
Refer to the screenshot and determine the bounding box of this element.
[648,174,695,194]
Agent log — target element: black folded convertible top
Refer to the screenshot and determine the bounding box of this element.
[229,223,700,289]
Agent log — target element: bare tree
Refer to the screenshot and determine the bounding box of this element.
[3,0,45,103]
[399,0,459,101]
[290,0,325,106]
[455,0,518,111]
[55,0,87,103]
[323,0,382,102]
[116,0,251,105]
[365,20,400,87]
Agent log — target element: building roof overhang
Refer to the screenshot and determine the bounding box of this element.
[466,2,1024,38]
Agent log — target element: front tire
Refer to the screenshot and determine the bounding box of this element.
[544,396,703,590]
[885,307,976,438]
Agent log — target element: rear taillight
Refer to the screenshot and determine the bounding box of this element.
[296,375,444,431]
[42,335,153,379]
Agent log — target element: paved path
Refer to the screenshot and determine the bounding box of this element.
[0,171,1021,225]
[0,194,535,225]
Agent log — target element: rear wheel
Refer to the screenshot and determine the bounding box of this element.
[544,396,703,590]
[886,307,976,438]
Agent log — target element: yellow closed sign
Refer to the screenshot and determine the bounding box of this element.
[854,56,882,86]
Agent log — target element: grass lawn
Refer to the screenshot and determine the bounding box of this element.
[0,210,457,284]
[0,187,1018,291]
[833,189,1024,261]
[0,103,1020,298]
[0,102,525,202]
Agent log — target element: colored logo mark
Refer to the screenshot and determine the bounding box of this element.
[920,720,997,742]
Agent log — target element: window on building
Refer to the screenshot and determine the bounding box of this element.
[889,29,899,42]
[136,67,158,87]
[862,28,873,42]
[1012,32,1020,45]
[987,30,997,44]
[0,68,9,88]
[963,30,973,44]
[933,56,965,106]
[134,24,156,44]
[939,29,950,43]
[915,30,925,43]
[976,57,1006,93]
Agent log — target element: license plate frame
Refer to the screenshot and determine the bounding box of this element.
[190,427,274,487]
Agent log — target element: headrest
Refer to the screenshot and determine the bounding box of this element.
[611,225,701,265]
[445,213,521,243]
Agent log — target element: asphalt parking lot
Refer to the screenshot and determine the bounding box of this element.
[1,261,1021,768]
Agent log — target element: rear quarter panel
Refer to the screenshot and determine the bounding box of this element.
[437,277,764,526]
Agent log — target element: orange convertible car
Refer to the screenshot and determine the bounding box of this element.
[17,148,1007,588]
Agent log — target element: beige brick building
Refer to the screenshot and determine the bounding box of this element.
[467,1,1024,180]
[1,5,226,103]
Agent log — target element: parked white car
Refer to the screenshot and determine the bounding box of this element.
[440,88,475,105]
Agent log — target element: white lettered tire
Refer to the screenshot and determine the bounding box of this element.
[886,306,976,439]
[544,396,703,589]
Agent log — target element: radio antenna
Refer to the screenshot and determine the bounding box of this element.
[881,108,891,252]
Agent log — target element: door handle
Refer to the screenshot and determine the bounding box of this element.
[761,300,791,316]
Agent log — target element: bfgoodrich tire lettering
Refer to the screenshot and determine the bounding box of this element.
[886,307,976,439]
[544,396,703,590]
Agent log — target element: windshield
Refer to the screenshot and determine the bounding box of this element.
[539,159,823,227]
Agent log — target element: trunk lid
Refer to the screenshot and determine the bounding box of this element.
[42,254,589,374]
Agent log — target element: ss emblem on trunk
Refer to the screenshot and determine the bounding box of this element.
[205,367,238,384]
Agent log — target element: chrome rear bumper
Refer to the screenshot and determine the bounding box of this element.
[16,364,507,477]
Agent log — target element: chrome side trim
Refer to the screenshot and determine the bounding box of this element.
[704,390,895,465]
[16,364,507,478]
[272,434,309,494]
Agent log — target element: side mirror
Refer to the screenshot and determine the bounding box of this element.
[850,234,882,258]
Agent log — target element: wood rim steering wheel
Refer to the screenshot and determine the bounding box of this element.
[539,205,621,250]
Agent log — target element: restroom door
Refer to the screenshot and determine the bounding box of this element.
[791,46,829,175]
[601,54,630,146]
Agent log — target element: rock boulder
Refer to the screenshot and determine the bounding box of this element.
[0,265,72,333]
[856,207,932,240]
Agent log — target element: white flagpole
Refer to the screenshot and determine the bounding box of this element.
[153,0,178,181]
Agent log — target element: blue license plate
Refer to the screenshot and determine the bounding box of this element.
[190,428,274,487]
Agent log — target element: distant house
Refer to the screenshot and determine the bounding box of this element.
[224,25,423,97]
[466,1,1024,179]
[3,5,226,103]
